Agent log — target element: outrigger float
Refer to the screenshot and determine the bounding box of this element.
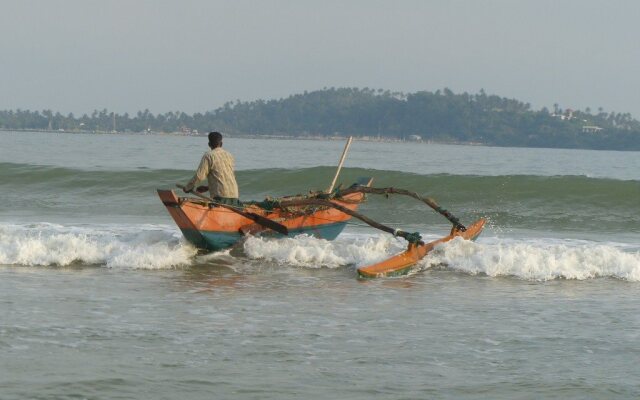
[158,138,485,278]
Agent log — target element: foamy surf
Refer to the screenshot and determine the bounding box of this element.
[2,222,639,280]
[243,231,640,281]
[424,237,640,281]
[243,233,408,268]
[0,223,197,269]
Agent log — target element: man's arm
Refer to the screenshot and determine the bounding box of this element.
[183,153,211,192]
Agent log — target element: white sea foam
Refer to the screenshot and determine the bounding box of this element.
[244,231,640,281]
[243,233,407,268]
[0,223,197,269]
[2,222,638,280]
[424,237,640,281]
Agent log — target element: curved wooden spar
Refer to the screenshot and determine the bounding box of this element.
[335,186,466,231]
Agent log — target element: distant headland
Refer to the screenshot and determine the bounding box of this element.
[2,88,639,151]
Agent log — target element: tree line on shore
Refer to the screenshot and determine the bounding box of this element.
[2,88,639,150]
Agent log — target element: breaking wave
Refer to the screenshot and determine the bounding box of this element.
[423,237,640,281]
[243,233,408,268]
[244,233,640,281]
[2,222,638,281]
[0,223,196,269]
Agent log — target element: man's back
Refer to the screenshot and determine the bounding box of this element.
[183,131,239,200]
[204,147,238,198]
[185,146,239,199]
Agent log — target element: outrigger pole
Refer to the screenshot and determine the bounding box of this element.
[276,185,467,243]
[334,186,466,232]
[327,136,353,193]
[277,197,424,244]
[321,136,465,235]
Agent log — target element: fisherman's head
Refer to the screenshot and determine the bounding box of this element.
[208,131,223,149]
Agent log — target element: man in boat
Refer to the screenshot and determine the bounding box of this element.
[182,131,240,205]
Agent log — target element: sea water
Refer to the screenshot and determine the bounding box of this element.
[1,131,639,399]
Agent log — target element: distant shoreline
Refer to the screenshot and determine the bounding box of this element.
[3,126,635,151]
[4,128,635,151]
[3,88,639,151]
[0,128,485,147]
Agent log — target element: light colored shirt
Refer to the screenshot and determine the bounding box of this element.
[184,147,239,198]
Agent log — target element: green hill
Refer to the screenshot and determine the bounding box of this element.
[2,88,639,150]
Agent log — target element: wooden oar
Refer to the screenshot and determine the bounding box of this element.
[276,198,423,244]
[176,185,289,235]
[334,186,466,231]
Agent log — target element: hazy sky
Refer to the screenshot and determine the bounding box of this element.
[2,0,639,116]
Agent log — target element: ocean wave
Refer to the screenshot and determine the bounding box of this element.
[423,237,640,281]
[0,223,196,269]
[2,162,638,232]
[243,233,640,281]
[2,222,639,281]
[2,161,637,193]
[242,233,407,268]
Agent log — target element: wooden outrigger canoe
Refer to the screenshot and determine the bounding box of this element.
[158,180,485,277]
[160,138,485,277]
[157,178,373,251]
[357,218,486,278]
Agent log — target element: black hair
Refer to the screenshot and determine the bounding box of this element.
[208,131,222,148]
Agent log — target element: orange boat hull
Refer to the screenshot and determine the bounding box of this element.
[158,189,366,251]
